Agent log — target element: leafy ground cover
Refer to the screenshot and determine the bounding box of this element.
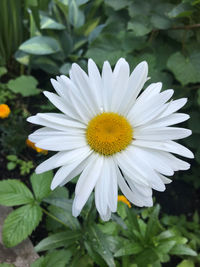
[0,0,200,266]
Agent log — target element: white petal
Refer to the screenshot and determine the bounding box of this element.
[157,173,172,184]
[107,158,118,212]
[35,135,86,151]
[134,127,192,141]
[120,61,148,114]
[29,127,84,143]
[88,59,103,109]
[132,146,174,176]
[43,91,77,119]
[128,89,174,127]
[159,98,187,118]
[133,139,194,158]
[117,167,152,207]
[102,61,113,112]
[69,63,100,115]
[111,58,130,112]
[72,155,103,217]
[36,146,91,174]
[51,153,92,190]
[140,113,190,129]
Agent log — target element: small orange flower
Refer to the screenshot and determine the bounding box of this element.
[0,104,10,119]
[26,139,48,154]
[118,195,131,208]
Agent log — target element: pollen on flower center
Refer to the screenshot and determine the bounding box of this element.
[86,112,133,156]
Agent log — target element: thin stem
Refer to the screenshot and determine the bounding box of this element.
[41,207,69,229]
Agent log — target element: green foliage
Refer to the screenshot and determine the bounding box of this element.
[6,154,34,175]
[30,171,53,201]
[0,179,33,206]
[2,204,42,247]
[7,75,40,97]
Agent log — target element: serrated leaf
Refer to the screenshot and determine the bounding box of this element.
[30,171,53,201]
[0,179,34,206]
[169,244,197,256]
[2,204,42,247]
[167,52,200,85]
[35,231,81,252]
[7,75,40,97]
[19,36,61,55]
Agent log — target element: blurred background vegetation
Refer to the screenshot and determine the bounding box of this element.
[0,0,200,266]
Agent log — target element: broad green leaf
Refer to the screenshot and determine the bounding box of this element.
[31,249,72,267]
[0,179,33,206]
[168,3,192,18]
[167,52,200,85]
[127,21,152,36]
[19,36,61,55]
[15,50,30,65]
[114,243,143,257]
[48,205,80,230]
[177,260,195,267]
[169,244,197,256]
[104,0,129,10]
[40,15,66,30]
[0,66,7,77]
[7,162,17,170]
[150,14,171,29]
[30,171,53,201]
[134,248,159,266]
[87,225,115,267]
[35,231,81,252]
[7,75,40,97]
[156,240,176,254]
[2,204,42,247]
[68,0,85,28]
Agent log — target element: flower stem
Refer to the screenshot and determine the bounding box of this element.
[41,207,69,229]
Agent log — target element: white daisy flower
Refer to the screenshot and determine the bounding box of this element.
[27,58,194,221]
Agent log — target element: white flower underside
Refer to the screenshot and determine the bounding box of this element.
[27,58,194,221]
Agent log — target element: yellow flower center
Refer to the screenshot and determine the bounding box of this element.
[86,112,133,156]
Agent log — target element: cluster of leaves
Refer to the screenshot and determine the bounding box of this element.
[6,155,34,175]
[0,172,198,267]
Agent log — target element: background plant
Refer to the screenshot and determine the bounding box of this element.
[0,0,200,266]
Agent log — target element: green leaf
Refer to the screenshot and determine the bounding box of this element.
[35,231,81,252]
[134,248,159,266]
[127,21,152,36]
[114,243,143,257]
[145,205,162,241]
[104,0,129,10]
[15,50,30,66]
[150,14,171,29]
[170,244,197,256]
[7,75,40,97]
[2,204,42,247]
[68,0,85,28]
[19,36,61,55]
[0,179,34,206]
[30,171,53,201]
[0,66,7,77]
[40,15,66,30]
[6,155,18,161]
[7,162,17,170]
[177,260,195,267]
[87,225,115,267]
[168,3,192,18]
[31,249,72,267]
[167,52,200,85]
